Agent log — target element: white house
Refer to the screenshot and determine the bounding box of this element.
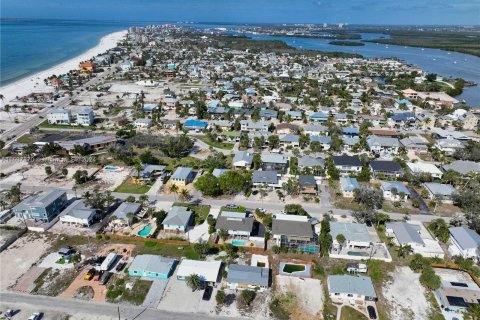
[163,206,193,233]
[379,181,411,201]
[232,151,253,169]
[176,259,222,285]
[448,227,480,260]
[406,162,443,179]
[328,275,377,302]
[215,211,254,237]
[47,108,72,125]
[133,118,152,129]
[330,222,372,249]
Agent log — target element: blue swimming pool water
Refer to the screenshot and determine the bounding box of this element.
[347,251,369,257]
[231,240,246,246]
[104,166,121,171]
[138,224,153,237]
[299,245,318,253]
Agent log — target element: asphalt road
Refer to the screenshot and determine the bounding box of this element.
[4,183,449,223]
[0,291,234,320]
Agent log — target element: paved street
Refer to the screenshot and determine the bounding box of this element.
[0,291,234,320]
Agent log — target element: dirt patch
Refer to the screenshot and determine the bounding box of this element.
[74,285,95,300]
[61,268,108,302]
[11,266,47,293]
[275,275,324,318]
[31,267,78,297]
[382,266,429,320]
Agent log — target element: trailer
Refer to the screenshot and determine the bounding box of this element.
[100,252,117,271]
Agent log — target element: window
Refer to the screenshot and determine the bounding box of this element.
[347,294,353,297]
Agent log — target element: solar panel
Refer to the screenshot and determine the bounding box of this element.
[450,282,468,287]
[446,296,467,307]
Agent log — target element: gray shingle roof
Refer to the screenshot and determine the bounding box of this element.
[449,227,480,250]
[298,156,324,168]
[328,275,377,298]
[172,167,193,180]
[164,206,193,227]
[232,151,253,166]
[442,160,480,175]
[261,154,287,164]
[14,189,66,211]
[112,202,142,221]
[424,183,457,197]
[272,219,313,237]
[227,264,269,287]
[216,211,254,233]
[252,171,278,184]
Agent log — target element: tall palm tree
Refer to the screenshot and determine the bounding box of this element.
[179,189,191,202]
[465,304,480,320]
[396,244,413,258]
[169,184,179,201]
[186,274,202,291]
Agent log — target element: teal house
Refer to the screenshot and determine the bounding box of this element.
[128,254,176,279]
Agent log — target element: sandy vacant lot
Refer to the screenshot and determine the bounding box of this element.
[0,233,53,290]
[275,275,324,318]
[94,168,131,190]
[382,266,429,320]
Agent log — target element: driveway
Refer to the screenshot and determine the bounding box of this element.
[407,186,430,214]
[142,278,169,308]
[60,268,107,302]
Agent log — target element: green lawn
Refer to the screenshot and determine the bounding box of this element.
[137,241,201,260]
[220,206,247,213]
[196,136,234,150]
[159,156,204,172]
[173,202,211,225]
[39,120,95,130]
[17,134,35,144]
[339,306,367,320]
[114,177,152,194]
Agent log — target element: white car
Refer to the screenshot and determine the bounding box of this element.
[28,312,42,320]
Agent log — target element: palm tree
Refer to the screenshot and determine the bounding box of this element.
[179,189,191,202]
[126,212,134,227]
[186,274,203,291]
[465,304,480,320]
[139,194,149,205]
[336,234,346,249]
[133,162,143,179]
[169,184,179,201]
[217,229,229,241]
[396,244,413,258]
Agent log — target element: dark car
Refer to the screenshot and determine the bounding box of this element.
[367,306,377,319]
[99,271,112,285]
[225,204,239,209]
[115,262,126,272]
[202,286,213,301]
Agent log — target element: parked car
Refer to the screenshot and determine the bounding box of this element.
[115,262,126,272]
[225,204,239,209]
[367,306,377,319]
[28,312,42,320]
[202,286,213,301]
[5,309,15,317]
[84,268,95,280]
[99,271,112,285]
[93,270,103,281]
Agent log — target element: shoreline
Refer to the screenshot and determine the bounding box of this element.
[0,30,127,105]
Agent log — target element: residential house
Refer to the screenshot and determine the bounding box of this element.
[133,118,152,129]
[59,199,96,227]
[402,88,419,100]
[423,183,457,204]
[442,160,480,176]
[110,202,142,227]
[369,160,404,179]
[299,175,317,194]
[330,222,372,249]
[240,120,269,132]
[342,127,359,138]
[400,137,429,154]
[272,214,317,252]
[232,151,253,169]
[261,154,288,173]
[275,123,299,135]
[129,255,176,279]
[432,128,469,141]
[212,168,230,178]
[76,108,95,126]
[163,206,193,233]
[366,135,400,156]
[13,189,68,223]
[448,227,480,260]
[328,275,377,302]
[139,164,166,180]
[380,181,410,201]
[176,260,222,285]
[252,171,279,188]
[310,136,331,150]
[184,119,208,131]
[459,111,479,130]
[47,108,72,125]
[387,222,444,258]
[406,162,443,179]
[227,264,269,291]
[434,139,464,155]
[309,112,329,123]
[279,134,300,148]
[171,167,194,186]
[298,156,325,173]
[332,155,362,175]
[215,211,255,237]
[339,177,359,198]
[79,61,95,73]
[303,124,328,137]
[416,111,436,129]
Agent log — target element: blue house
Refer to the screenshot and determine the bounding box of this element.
[342,127,359,138]
[129,254,176,279]
[13,189,68,223]
[310,112,329,123]
[184,119,208,131]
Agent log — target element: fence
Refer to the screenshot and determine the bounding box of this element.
[100,233,191,246]
[431,262,480,288]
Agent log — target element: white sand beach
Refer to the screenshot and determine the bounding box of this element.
[0,30,127,105]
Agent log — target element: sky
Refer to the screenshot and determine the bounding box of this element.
[1,0,480,25]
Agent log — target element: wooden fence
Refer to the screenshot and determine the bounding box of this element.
[431,262,480,288]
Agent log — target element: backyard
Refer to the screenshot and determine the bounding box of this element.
[114,177,152,194]
[173,202,211,225]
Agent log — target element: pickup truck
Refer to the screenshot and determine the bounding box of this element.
[93,270,103,281]
[115,262,126,272]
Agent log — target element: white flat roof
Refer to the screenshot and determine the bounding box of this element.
[176,259,221,283]
[274,214,309,222]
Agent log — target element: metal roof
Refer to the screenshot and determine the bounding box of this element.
[172,167,193,180]
[112,202,141,221]
[252,171,278,184]
[163,206,193,227]
[328,275,377,298]
[227,264,269,287]
[449,227,480,250]
[339,177,359,192]
[369,160,403,172]
[333,155,362,167]
[380,181,410,195]
[387,222,424,245]
[272,218,313,237]
[330,222,372,243]
[424,183,457,197]
[216,212,254,233]
[129,254,176,275]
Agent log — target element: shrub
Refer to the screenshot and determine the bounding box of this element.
[239,290,255,306]
[216,289,227,305]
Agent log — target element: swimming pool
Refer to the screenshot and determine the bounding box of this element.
[103,165,122,171]
[299,245,318,253]
[138,224,153,237]
[231,240,247,246]
[282,264,306,273]
[347,251,369,257]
